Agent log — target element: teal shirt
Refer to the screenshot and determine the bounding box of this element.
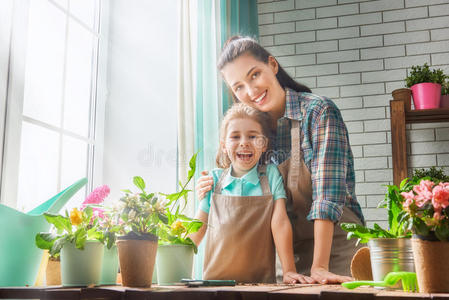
[200,163,287,214]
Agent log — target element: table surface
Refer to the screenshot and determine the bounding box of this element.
[1,284,449,300]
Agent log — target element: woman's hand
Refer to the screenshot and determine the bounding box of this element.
[195,171,214,200]
[310,267,353,284]
[283,271,316,284]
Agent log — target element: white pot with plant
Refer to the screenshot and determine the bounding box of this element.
[36,185,114,287]
[156,153,202,285]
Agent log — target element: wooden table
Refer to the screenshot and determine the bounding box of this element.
[1,284,447,300]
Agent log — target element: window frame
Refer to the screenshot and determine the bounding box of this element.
[0,0,106,210]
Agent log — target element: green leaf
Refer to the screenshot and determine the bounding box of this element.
[74,228,87,249]
[35,232,58,250]
[435,225,449,241]
[185,220,203,235]
[44,213,72,232]
[133,176,146,192]
[50,237,67,257]
[121,189,132,194]
[188,153,198,180]
[158,212,168,224]
[413,218,430,236]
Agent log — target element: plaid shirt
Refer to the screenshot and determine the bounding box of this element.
[271,88,364,223]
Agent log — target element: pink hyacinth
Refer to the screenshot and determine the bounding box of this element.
[82,185,110,207]
[432,183,449,210]
[413,180,434,207]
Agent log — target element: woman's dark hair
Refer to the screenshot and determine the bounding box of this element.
[217,36,311,94]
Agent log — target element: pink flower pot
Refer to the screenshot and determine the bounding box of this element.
[440,95,449,108]
[411,83,441,109]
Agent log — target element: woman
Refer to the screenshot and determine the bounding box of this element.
[196,36,365,284]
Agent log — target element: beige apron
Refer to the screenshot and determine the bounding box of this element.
[203,165,276,283]
[277,119,362,276]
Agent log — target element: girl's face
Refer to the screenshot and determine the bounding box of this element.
[221,53,286,119]
[222,118,267,178]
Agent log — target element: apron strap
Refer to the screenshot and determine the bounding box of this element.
[214,168,231,194]
[288,120,301,188]
[258,164,271,196]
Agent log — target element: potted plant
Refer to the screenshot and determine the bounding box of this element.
[399,168,449,293]
[114,177,166,288]
[45,254,61,286]
[35,206,105,286]
[156,153,202,285]
[341,180,414,285]
[440,79,449,108]
[81,185,121,286]
[405,63,446,109]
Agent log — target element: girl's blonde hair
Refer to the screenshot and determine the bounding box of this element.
[216,103,274,168]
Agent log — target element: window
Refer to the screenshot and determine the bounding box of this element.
[1,0,101,212]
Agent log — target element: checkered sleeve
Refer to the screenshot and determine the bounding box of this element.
[306,101,349,222]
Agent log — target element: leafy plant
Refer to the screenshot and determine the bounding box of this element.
[341,178,412,244]
[442,80,449,95]
[401,179,449,241]
[412,166,449,183]
[157,153,203,253]
[405,63,447,88]
[35,206,104,257]
[116,177,167,237]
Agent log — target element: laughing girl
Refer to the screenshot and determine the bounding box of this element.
[189,103,312,284]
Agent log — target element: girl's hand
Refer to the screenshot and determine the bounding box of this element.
[283,271,316,284]
[195,171,214,200]
[310,267,353,284]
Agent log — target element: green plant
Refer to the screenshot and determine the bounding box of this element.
[442,80,449,95]
[405,63,446,88]
[35,206,104,257]
[116,177,167,237]
[157,153,203,253]
[412,166,449,182]
[341,179,412,244]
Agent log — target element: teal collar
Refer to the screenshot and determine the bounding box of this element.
[222,164,260,188]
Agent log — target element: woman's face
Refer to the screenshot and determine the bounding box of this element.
[221,53,286,118]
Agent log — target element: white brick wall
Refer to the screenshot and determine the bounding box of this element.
[258,0,449,224]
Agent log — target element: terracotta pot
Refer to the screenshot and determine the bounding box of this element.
[116,233,158,288]
[412,238,449,293]
[46,259,61,286]
[392,88,412,112]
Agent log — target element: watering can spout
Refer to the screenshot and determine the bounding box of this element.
[0,178,87,286]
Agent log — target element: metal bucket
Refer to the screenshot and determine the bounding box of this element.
[368,238,415,287]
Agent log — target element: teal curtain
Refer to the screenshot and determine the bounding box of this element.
[193,0,259,279]
[220,0,259,113]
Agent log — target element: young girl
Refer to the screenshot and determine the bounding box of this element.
[190,103,312,284]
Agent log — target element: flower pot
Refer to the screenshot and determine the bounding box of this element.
[100,245,119,285]
[156,244,194,285]
[368,238,415,289]
[392,88,412,112]
[116,233,158,288]
[411,83,442,109]
[60,240,104,286]
[440,94,449,108]
[46,259,61,286]
[412,238,449,293]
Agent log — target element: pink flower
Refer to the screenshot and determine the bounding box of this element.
[432,183,449,210]
[413,180,434,207]
[82,185,110,207]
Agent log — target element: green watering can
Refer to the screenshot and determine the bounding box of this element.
[0,178,87,286]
